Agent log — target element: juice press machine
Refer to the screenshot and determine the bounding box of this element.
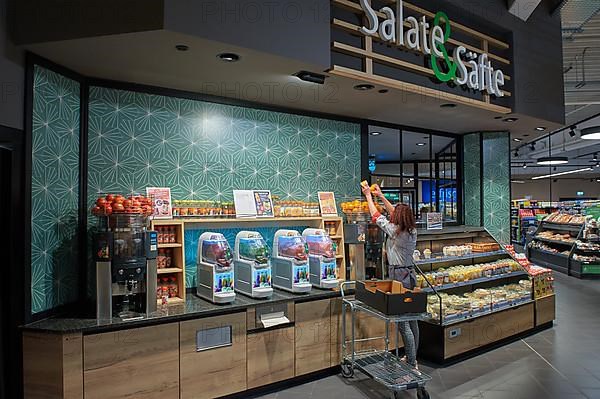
[93,214,158,320]
[272,229,311,293]
[302,228,339,289]
[196,232,236,304]
[233,231,273,298]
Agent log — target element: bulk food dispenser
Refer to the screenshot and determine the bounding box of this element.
[93,213,158,320]
[196,232,236,304]
[272,229,311,293]
[302,228,339,289]
[234,231,273,298]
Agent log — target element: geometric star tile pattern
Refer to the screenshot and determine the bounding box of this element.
[483,132,511,244]
[87,86,361,210]
[31,66,80,314]
[463,133,482,227]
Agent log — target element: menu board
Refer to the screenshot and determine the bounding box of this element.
[426,212,443,230]
[146,187,172,219]
[233,190,274,218]
[318,192,338,216]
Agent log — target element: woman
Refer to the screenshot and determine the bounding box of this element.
[361,183,420,368]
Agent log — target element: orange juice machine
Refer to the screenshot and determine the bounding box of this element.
[272,229,311,293]
[196,232,236,304]
[93,214,158,320]
[302,228,339,289]
[234,231,273,298]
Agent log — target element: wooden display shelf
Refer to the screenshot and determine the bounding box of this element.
[158,243,182,248]
[173,216,323,224]
[157,268,184,274]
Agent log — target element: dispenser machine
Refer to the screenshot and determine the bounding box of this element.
[196,232,236,304]
[93,214,158,320]
[234,231,273,298]
[271,229,311,293]
[302,228,339,289]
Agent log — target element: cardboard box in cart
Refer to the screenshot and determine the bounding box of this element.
[356,280,427,315]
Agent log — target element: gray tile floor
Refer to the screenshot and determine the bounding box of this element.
[254,273,600,399]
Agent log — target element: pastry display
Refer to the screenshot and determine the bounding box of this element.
[543,212,585,225]
[536,231,575,243]
[427,281,532,323]
[442,245,472,257]
[529,241,570,256]
[575,240,600,251]
[416,259,522,288]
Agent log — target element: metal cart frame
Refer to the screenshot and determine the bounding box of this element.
[339,268,441,399]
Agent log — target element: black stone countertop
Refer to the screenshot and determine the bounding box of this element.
[22,288,345,335]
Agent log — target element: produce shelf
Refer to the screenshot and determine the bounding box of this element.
[421,271,528,293]
[414,250,507,266]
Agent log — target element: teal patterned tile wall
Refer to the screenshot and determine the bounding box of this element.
[482,132,510,243]
[31,66,81,314]
[87,86,361,288]
[463,133,481,227]
[184,226,309,288]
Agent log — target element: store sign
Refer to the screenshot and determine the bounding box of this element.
[358,0,506,97]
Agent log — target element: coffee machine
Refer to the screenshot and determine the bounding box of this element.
[233,231,273,298]
[196,232,236,304]
[93,214,158,320]
[272,229,311,293]
[302,228,339,289]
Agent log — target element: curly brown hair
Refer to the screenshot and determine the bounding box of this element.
[390,204,416,234]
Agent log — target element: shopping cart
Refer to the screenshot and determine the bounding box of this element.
[339,271,440,399]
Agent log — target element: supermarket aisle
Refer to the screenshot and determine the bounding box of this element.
[254,273,600,399]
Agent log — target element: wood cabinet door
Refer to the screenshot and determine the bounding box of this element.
[247,327,295,388]
[83,323,179,399]
[180,312,247,399]
[295,299,331,376]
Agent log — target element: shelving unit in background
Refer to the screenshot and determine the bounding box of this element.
[151,219,186,305]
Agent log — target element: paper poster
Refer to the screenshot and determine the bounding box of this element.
[426,212,443,230]
[233,190,274,218]
[318,192,338,216]
[254,190,274,218]
[146,187,172,219]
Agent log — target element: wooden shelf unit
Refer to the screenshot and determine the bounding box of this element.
[321,217,346,281]
[151,219,186,304]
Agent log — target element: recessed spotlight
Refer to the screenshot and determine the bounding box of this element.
[175,44,189,52]
[378,89,389,94]
[535,127,547,131]
[596,162,600,168]
[294,70,326,85]
[503,117,519,122]
[354,84,375,91]
[369,131,382,136]
[513,150,519,157]
[494,116,503,120]
[440,103,457,108]
[416,143,427,146]
[217,53,240,62]
[523,162,527,169]
[523,134,530,137]
[513,138,522,142]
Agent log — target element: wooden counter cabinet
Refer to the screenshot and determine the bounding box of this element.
[247,326,295,388]
[83,323,179,399]
[180,312,247,399]
[295,299,331,375]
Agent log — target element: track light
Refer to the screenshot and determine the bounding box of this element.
[513,150,519,157]
[569,128,577,138]
[596,162,600,168]
[594,153,598,162]
[530,142,536,151]
[523,162,527,169]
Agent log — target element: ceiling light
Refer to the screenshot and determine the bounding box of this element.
[523,162,527,169]
[354,84,375,91]
[511,180,525,184]
[369,131,382,136]
[503,117,518,122]
[581,126,600,140]
[530,142,536,151]
[597,179,600,183]
[440,103,457,108]
[594,153,598,161]
[535,127,547,131]
[596,162,600,168]
[217,53,240,62]
[494,116,503,120]
[513,138,522,142]
[378,89,389,94]
[569,128,577,138]
[513,150,519,157]
[175,44,189,51]
[416,143,427,146]
[531,167,593,180]
[293,70,326,85]
[536,157,568,165]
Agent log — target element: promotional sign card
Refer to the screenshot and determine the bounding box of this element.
[318,192,338,216]
[146,187,172,219]
[233,190,274,218]
[426,212,443,230]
